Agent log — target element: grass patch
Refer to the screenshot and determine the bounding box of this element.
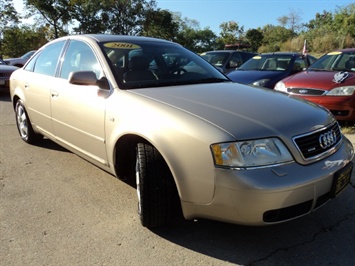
[339,121,355,134]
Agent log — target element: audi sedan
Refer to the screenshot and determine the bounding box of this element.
[10,35,354,228]
[275,48,355,121]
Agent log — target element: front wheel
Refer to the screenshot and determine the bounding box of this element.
[136,143,180,228]
[15,100,43,144]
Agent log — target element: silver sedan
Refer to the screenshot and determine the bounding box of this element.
[10,34,354,228]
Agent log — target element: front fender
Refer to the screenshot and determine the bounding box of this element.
[105,90,233,204]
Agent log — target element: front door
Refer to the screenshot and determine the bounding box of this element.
[50,40,108,165]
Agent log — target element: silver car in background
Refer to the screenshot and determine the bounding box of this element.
[4,50,37,67]
[0,58,18,91]
[10,35,354,228]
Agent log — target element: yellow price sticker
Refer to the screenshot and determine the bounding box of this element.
[327,51,342,55]
[104,42,141,49]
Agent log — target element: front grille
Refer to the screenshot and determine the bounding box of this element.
[293,122,342,160]
[287,87,325,95]
[0,72,12,78]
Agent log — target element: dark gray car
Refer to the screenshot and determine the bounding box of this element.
[200,50,257,74]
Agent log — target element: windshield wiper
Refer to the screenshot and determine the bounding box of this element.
[331,67,347,71]
[198,78,230,83]
[308,68,326,71]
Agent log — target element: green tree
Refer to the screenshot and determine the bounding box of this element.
[305,11,333,31]
[333,3,355,47]
[277,8,303,36]
[0,0,19,55]
[260,24,293,52]
[2,25,47,57]
[24,0,71,39]
[0,0,19,30]
[192,28,217,53]
[70,0,107,34]
[101,0,157,35]
[169,12,217,52]
[142,9,179,40]
[218,21,244,46]
[245,29,263,52]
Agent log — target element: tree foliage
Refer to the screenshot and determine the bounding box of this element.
[1,1,354,57]
[70,0,107,34]
[24,0,72,38]
[142,9,179,40]
[218,21,244,46]
[0,0,19,30]
[245,29,263,52]
[0,0,20,54]
[1,25,47,57]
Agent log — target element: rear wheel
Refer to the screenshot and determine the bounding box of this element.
[15,100,43,144]
[136,143,180,228]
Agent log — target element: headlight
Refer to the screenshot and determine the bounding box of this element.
[274,81,286,92]
[326,86,355,96]
[211,138,293,168]
[252,79,270,87]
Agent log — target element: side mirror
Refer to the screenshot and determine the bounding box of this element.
[68,71,110,90]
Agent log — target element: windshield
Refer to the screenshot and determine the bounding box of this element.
[308,50,355,72]
[239,54,293,71]
[101,41,229,89]
[200,52,229,67]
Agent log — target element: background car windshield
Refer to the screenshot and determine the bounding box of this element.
[102,42,227,89]
[239,55,293,71]
[200,52,229,67]
[309,51,355,72]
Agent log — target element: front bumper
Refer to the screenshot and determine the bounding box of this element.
[181,136,354,225]
[302,95,355,121]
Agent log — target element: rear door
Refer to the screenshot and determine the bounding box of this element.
[21,41,66,137]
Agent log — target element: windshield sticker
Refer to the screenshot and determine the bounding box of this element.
[253,56,262,59]
[327,51,342,55]
[333,71,349,83]
[104,42,141,49]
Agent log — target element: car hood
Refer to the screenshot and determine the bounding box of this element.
[131,82,333,140]
[228,70,285,84]
[282,70,355,90]
[0,65,18,71]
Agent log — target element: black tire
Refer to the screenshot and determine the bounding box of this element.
[15,100,43,144]
[136,143,180,228]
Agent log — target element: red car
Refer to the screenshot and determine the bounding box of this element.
[274,48,355,121]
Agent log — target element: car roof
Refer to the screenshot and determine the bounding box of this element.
[258,52,303,56]
[330,48,355,53]
[56,34,177,46]
[203,50,256,54]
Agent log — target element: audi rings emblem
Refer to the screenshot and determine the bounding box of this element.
[319,130,337,149]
